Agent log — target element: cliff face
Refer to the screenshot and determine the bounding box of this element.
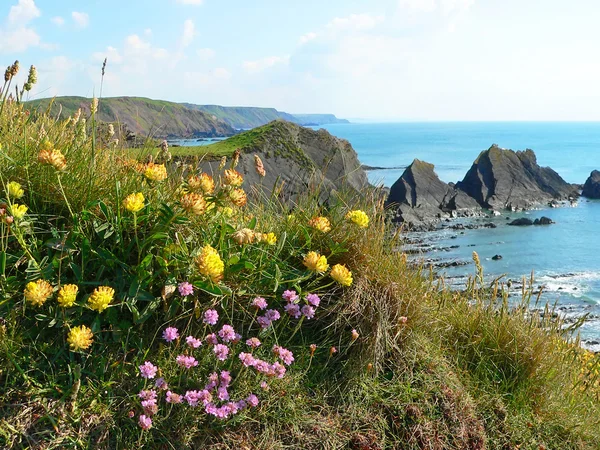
[582,170,600,199]
[456,145,577,210]
[197,121,368,203]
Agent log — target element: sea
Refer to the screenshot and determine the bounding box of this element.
[171,122,600,347]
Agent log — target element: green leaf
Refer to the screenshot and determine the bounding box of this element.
[227,255,240,266]
[134,297,161,324]
[248,216,257,230]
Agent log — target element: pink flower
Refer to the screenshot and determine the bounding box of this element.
[203,309,219,325]
[139,361,158,379]
[273,345,295,365]
[138,389,157,400]
[265,309,280,322]
[218,324,236,343]
[138,414,152,430]
[284,303,301,319]
[257,316,271,329]
[178,281,194,296]
[141,398,158,416]
[271,362,286,378]
[301,305,315,320]
[282,290,299,303]
[176,354,199,369]
[400,316,408,324]
[252,297,268,310]
[239,352,256,367]
[155,377,168,390]
[306,293,321,307]
[162,326,179,343]
[235,399,248,411]
[260,381,269,390]
[246,337,261,348]
[205,372,219,391]
[184,389,212,407]
[213,344,230,361]
[217,386,229,401]
[205,333,218,345]
[186,336,202,348]
[166,391,183,404]
[246,393,259,407]
[220,370,232,387]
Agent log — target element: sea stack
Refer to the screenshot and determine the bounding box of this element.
[582,170,600,199]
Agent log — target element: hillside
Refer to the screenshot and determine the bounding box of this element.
[292,113,350,125]
[27,96,236,139]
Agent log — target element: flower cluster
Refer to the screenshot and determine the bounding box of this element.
[308,216,331,233]
[346,209,369,228]
[281,290,320,320]
[196,245,225,282]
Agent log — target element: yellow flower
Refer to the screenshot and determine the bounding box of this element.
[330,264,353,286]
[122,192,145,213]
[24,279,53,306]
[232,228,255,245]
[308,216,331,233]
[88,286,114,312]
[57,284,79,307]
[229,188,247,207]
[143,162,167,182]
[303,251,329,273]
[195,245,224,282]
[188,173,215,194]
[67,325,93,351]
[346,210,369,228]
[10,204,28,220]
[180,192,207,215]
[223,169,244,187]
[263,232,277,245]
[7,181,24,199]
[38,148,67,171]
[220,206,234,218]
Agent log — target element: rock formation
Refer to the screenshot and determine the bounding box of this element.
[582,170,600,199]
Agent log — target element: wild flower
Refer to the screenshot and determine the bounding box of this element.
[122,192,145,213]
[143,162,167,182]
[138,414,152,430]
[239,352,256,367]
[139,361,158,379]
[260,381,269,390]
[162,327,179,342]
[141,399,158,416]
[138,390,157,400]
[184,389,212,407]
[399,316,408,324]
[263,232,277,245]
[246,394,259,407]
[67,325,94,351]
[346,210,369,228]
[351,329,360,340]
[10,204,28,220]
[252,297,268,310]
[155,378,168,390]
[217,386,230,401]
[265,309,281,322]
[306,293,321,307]
[257,316,272,328]
[91,97,99,115]
[178,282,194,296]
[88,286,114,312]
[6,181,24,199]
[229,188,247,207]
[205,333,219,346]
[308,216,331,233]
[24,279,53,306]
[232,228,255,244]
[218,324,237,343]
[301,305,315,319]
[186,336,202,348]
[203,309,219,325]
[303,251,329,273]
[223,169,244,187]
[213,344,230,361]
[196,245,224,282]
[282,290,299,303]
[254,154,266,177]
[309,344,317,356]
[57,284,78,307]
[176,355,199,369]
[273,346,295,365]
[38,146,67,171]
[23,65,37,91]
[205,372,219,391]
[330,347,338,356]
[330,264,353,286]
[246,337,261,348]
[188,173,215,194]
[180,192,207,215]
[166,391,183,404]
[284,303,301,319]
[220,206,234,217]
[220,370,232,386]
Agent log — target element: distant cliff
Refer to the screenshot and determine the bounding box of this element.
[292,114,350,126]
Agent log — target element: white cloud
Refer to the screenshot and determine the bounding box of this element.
[299,32,317,45]
[51,16,65,26]
[176,0,203,4]
[0,27,40,53]
[242,55,290,74]
[72,12,89,29]
[440,0,475,15]
[181,19,195,47]
[197,47,215,60]
[92,46,123,64]
[8,0,40,25]
[326,14,384,32]
[398,0,437,12]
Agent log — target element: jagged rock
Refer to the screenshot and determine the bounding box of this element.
[533,216,554,225]
[508,218,534,226]
[492,254,503,260]
[456,145,578,210]
[582,170,600,199]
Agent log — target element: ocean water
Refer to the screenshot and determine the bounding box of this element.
[318,122,600,346]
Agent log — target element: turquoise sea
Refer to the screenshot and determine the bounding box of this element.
[318,122,600,347]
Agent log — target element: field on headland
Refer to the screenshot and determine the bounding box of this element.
[2,64,600,449]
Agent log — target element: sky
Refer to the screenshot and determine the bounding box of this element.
[1,0,600,121]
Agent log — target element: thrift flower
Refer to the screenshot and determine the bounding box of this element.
[186,336,202,348]
[166,391,183,404]
[24,279,53,306]
[181,192,207,215]
[351,329,360,340]
[139,361,158,379]
[138,390,157,400]
[218,324,237,343]
[88,286,114,312]
[196,245,224,282]
[251,297,268,310]
[306,293,321,307]
[273,346,295,365]
[284,303,301,319]
[67,325,93,351]
[330,264,353,286]
[205,333,219,345]
[57,284,78,307]
[229,188,247,207]
[223,169,244,187]
[282,290,299,303]
[400,316,408,324]
[162,327,179,342]
[203,309,219,325]
[330,346,338,356]
[178,281,194,296]
[265,309,281,322]
[155,378,168,390]
[220,370,232,386]
[246,393,259,408]
[122,192,145,213]
[257,316,272,328]
[303,251,329,273]
[7,181,24,199]
[239,352,256,367]
[143,162,167,182]
[138,415,152,430]
[176,355,199,369]
[213,344,230,361]
[301,305,315,320]
[346,210,369,228]
[260,381,269,390]
[309,344,317,356]
[217,386,229,401]
[308,216,331,233]
[141,399,158,416]
[246,337,261,348]
[205,372,219,391]
[10,204,28,220]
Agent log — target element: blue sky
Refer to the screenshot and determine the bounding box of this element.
[1,0,599,120]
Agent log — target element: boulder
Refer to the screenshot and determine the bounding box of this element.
[582,170,600,199]
[492,254,503,260]
[508,218,534,226]
[456,145,578,210]
[533,216,554,225]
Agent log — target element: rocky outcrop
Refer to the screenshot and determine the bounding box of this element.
[582,170,600,199]
[197,121,369,203]
[508,216,554,226]
[386,160,480,227]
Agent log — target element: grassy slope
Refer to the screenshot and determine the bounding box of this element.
[182,103,299,129]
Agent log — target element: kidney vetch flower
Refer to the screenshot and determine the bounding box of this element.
[346,210,369,228]
[223,169,244,187]
[229,188,247,207]
[67,325,94,351]
[196,245,224,282]
[57,284,79,307]
[181,192,207,215]
[122,192,145,213]
[303,251,329,273]
[24,279,53,306]
[143,162,167,182]
[10,204,28,220]
[308,216,331,233]
[330,264,353,286]
[6,181,24,199]
[88,286,114,312]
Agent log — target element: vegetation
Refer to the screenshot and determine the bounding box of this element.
[2,62,600,450]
